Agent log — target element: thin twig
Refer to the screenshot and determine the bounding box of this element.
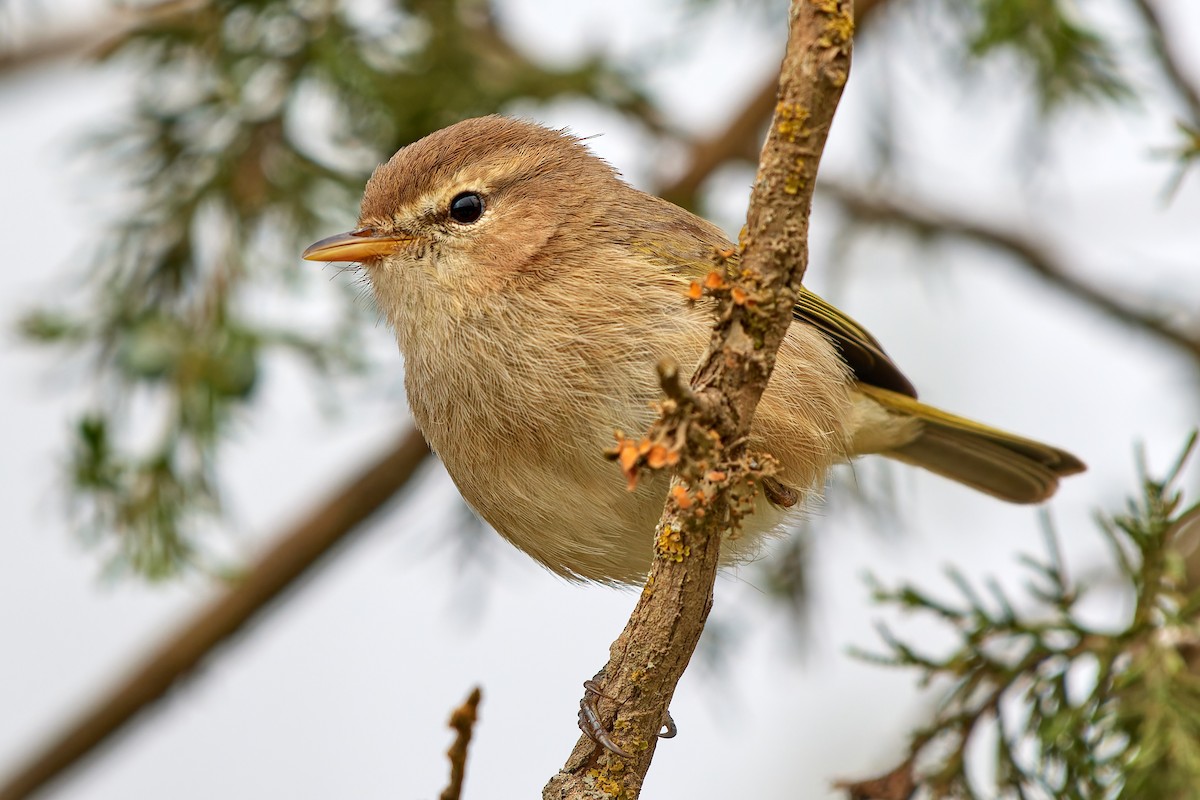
[820,180,1200,366]
[1131,0,1200,127]
[0,429,432,800]
[543,2,855,798]
[438,687,483,800]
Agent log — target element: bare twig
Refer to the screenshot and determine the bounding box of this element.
[0,429,432,800]
[820,180,1200,365]
[1132,0,1200,127]
[439,687,483,800]
[543,2,855,798]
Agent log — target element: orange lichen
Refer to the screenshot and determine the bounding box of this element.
[646,444,677,469]
[670,484,692,509]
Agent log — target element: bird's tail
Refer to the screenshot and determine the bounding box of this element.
[856,384,1086,504]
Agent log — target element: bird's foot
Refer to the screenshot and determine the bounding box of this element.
[577,669,677,759]
[763,477,799,507]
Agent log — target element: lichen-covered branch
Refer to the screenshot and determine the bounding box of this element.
[542,2,855,798]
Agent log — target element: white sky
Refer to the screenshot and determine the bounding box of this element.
[1,1,1199,798]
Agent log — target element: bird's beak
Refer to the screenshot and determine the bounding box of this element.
[301,228,415,262]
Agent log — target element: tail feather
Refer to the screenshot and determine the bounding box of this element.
[857,384,1086,504]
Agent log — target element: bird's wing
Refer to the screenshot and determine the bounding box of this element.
[793,288,918,398]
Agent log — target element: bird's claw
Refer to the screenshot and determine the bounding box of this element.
[577,672,678,758]
[578,678,632,758]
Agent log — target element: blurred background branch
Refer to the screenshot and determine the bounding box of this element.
[820,180,1200,367]
[0,429,429,800]
[1133,0,1200,125]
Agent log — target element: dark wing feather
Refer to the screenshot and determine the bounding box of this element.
[793,288,918,398]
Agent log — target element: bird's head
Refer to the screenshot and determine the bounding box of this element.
[303,116,622,323]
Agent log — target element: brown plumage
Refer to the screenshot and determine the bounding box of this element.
[303,116,1086,585]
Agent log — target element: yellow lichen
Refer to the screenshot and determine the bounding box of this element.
[655,520,689,561]
[774,102,810,143]
[810,0,853,49]
[585,768,625,798]
[784,154,808,194]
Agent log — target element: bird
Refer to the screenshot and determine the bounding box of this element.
[303,115,1085,586]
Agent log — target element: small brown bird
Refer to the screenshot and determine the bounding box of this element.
[304,116,1085,585]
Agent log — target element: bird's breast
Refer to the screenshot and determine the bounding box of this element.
[391,271,713,581]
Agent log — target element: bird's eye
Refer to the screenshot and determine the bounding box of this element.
[449,192,484,224]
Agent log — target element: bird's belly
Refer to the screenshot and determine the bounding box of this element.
[400,304,849,584]
[411,369,679,583]
[409,362,808,584]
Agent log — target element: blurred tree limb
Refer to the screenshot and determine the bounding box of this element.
[1133,0,1200,126]
[820,180,1200,366]
[0,26,99,72]
[0,428,429,800]
[1132,0,1200,190]
[544,0,854,796]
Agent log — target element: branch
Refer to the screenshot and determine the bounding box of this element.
[439,687,483,800]
[1131,0,1200,128]
[0,429,431,800]
[0,0,208,77]
[543,2,855,797]
[820,180,1200,366]
[656,0,893,209]
[0,27,99,74]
